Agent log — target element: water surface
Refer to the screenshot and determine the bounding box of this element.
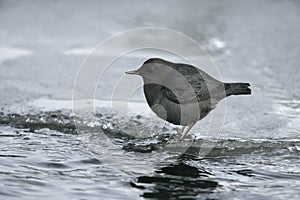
[0,0,300,199]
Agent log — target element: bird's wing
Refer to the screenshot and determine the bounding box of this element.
[160,63,222,104]
[160,75,206,104]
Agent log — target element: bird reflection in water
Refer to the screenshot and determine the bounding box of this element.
[130,145,219,199]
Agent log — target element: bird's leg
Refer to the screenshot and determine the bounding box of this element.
[180,122,196,139]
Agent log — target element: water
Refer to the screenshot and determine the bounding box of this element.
[1,0,300,199]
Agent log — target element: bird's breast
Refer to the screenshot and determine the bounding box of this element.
[143,84,212,125]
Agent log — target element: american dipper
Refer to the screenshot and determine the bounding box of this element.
[126,58,251,138]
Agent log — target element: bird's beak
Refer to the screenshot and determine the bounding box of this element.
[125,69,139,75]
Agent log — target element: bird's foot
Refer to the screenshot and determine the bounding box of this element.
[181,133,196,141]
[179,123,196,140]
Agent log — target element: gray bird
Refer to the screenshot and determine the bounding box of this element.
[126,58,251,138]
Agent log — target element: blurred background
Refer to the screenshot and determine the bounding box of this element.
[0,0,299,199]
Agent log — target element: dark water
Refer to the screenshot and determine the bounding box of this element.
[1,0,300,199]
[0,110,300,199]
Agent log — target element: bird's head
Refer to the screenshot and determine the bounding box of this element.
[125,58,170,79]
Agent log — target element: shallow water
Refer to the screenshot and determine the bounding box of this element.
[1,0,300,199]
[0,110,300,199]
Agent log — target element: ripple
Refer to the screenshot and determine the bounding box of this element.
[38,162,71,169]
[78,158,102,165]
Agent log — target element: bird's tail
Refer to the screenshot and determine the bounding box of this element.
[224,83,251,96]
